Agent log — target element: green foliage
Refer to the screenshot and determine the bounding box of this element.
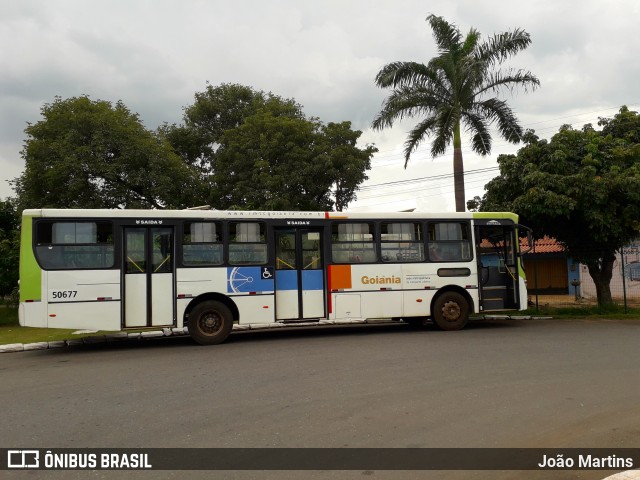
[0,199,19,298]
[185,83,304,139]
[321,121,376,212]
[160,84,305,173]
[372,15,539,211]
[214,110,329,210]
[212,114,375,211]
[14,96,202,209]
[162,83,376,211]
[0,306,18,326]
[474,107,640,306]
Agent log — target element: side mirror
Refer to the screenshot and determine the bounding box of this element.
[518,225,534,254]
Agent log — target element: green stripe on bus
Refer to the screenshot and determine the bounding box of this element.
[19,214,42,302]
[472,212,519,223]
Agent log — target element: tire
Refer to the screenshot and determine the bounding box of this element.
[188,301,233,345]
[432,292,469,331]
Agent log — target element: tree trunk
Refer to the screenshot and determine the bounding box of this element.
[453,122,465,212]
[585,254,616,307]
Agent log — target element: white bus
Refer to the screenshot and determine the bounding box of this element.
[19,209,529,345]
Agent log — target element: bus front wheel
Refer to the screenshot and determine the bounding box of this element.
[432,292,469,331]
[188,301,233,345]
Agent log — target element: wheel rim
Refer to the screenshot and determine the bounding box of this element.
[441,300,461,322]
[198,310,223,336]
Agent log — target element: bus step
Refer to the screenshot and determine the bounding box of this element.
[281,318,321,324]
[482,299,505,310]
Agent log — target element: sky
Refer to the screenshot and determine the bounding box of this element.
[1,0,639,212]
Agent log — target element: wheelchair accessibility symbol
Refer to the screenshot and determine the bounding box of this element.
[227,267,274,293]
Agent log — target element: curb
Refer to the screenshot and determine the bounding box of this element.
[0,327,190,354]
[473,315,554,321]
[1,316,555,354]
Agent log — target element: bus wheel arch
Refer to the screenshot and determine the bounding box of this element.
[431,287,473,331]
[185,293,239,345]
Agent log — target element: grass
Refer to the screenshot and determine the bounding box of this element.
[0,325,104,345]
[523,304,640,319]
[0,306,18,326]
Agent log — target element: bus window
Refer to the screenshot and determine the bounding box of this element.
[229,222,267,265]
[381,222,425,262]
[35,221,114,269]
[276,232,296,270]
[182,222,223,266]
[331,222,377,263]
[427,222,472,262]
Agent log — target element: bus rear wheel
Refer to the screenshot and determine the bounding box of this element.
[432,292,469,331]
[188,301,233,345]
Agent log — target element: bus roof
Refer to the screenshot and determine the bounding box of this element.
[22,208,518,223]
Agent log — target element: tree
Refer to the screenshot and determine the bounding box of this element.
[213,110,327,210]
[162,83,376,211]
[0,198,19,298]
[471,107,640,306]
[372,14,539,212]
[14,96,202,210]
[160,83,304,175]
[211,113,376,211]
[319,121,377,212]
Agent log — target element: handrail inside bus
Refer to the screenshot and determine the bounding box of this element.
[154,255,171,273]
[127,257,145,273]
[276,258,295,270]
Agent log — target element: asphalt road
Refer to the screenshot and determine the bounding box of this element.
[1,318,639,480]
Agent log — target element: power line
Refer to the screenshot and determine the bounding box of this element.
[350,182,497,209]
[354,172,499,203]
[357,166,498,192]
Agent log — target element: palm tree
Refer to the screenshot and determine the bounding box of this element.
[372,15,540,212]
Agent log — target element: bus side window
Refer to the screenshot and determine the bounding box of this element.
[228,222,268,265]
[331,222,378,264]
[34,221,114,270]
[182,222,223,266]
[427,222,472,262]
[380,222,425,262]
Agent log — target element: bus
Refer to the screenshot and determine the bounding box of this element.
[19,209,530,345]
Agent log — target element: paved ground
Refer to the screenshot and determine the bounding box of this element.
[1,318,638,480]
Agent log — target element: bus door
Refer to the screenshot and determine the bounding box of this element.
[274,228,325,320]
[476,223,519,311]
[123,227,175,327]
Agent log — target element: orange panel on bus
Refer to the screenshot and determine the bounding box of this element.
[328,265,352,290]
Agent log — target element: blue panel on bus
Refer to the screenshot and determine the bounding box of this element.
[275,270,298,291]
[301,270,324,291]
[227,267,275,293]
